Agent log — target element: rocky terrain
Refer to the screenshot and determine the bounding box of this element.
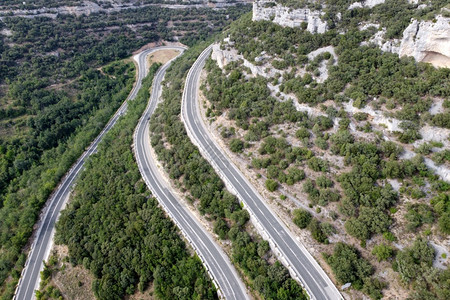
[201,1,450,299]
[252,0,327,33]
[348,0,386,10]
[399,15,450,68]
[0,0,250,19]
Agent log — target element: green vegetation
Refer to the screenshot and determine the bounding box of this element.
[278,0,448,39]
[55,64,217,299]
[225,14,449,135]
[201,7,450,299]
[292,208,312,229]
[36,254,62,300]
[431,193,450,235]
[0,4,249,296]
[405,203,434,231]
[432,149,450,165]
[0,60,135,299]
[293,208,331,244]
[324,242,380,295]
[1,1,448,299]
[371,244,394,262]
[149,41,306,299]
[395,238,434,282]
[230,138,245,153]
[265,178,279,192]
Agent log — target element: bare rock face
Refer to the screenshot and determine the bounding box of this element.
[252,0,327,34]
[399,15,450,68]
[362,28,401,54]
[348,0,385,10]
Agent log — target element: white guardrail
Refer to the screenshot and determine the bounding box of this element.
[132,48,230,299]
[181,45,343,300]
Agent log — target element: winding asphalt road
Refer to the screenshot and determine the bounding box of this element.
[133,49,249,300]
[182,46,343,300]
[14,46,177,300]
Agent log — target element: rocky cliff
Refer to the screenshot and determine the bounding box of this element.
[348,0,385,10]
[252,0,327,34]
[399,15,450,68]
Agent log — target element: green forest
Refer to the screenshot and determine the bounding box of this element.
[0,3,249,298]
[1,0,449,299]
[55,64,217,300]
[150,41,306,299]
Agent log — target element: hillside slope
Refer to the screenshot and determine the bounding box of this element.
[201,1,449,299]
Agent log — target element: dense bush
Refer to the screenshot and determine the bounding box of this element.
[324,242,376,291]
[430,193,450,235]
[229,138,244,153]
[292,209,312,229]
[56,65,217,299]
[265,179,279,192]
[405,203,434,231]
[150,43,306,299]
[0,4,251,295]
[393,238,434,283]
[372,244,395,262]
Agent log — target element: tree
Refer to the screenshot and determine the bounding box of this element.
[229,138,244,153]
[230,210,250,228]
[372,244,394,262]
[257,240,270,258]
[265,179,278,192]
[293,209,312,229]
[324,242,374,289]
[309,219,328,243]
[394,238,434,283]
[214,219,229,240]
[316,175,333,188]
[295,127,310,139]
[345,207,392,241]
[268,261,289,285]
[307,156,329,172]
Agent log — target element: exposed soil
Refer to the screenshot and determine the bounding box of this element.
[147,49,180,66]
[44,245,95,300]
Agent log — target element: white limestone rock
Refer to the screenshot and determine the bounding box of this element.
[349,0,385,10]
[252,0,327,34]
[211,43,280,78]
[211,44,239,70]
[361,28,401,54]
[359,22,380,31]
[399,15,450,68]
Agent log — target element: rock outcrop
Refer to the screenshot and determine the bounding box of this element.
[211,43,281,78]
[362,29,401,54]
[348,0,385,10]
[399,15,450,68]
[252,0,327,34]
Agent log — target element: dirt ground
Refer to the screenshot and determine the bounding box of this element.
[147,49,181,66]
[44,245,95,300]
[132,41,186,56]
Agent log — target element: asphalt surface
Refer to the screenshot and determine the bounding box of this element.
[134,49,249,300]
[182,46,343,300]
[14,46,176,300]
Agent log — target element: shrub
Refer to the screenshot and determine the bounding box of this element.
[293,209,312,229]
[372,244,394,261]
[296,127,310,139]
[265,179,278,192]
[324,242,374,288]
[230,138,244,153]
